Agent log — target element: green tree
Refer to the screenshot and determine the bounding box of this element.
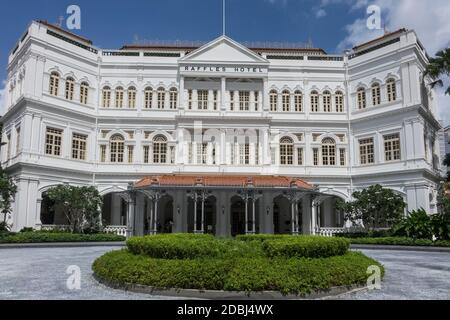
[47,185,103,234]
[424,48,450,95]
[337,185,406,231]
[0,167,17,232]
[433,183,450,240]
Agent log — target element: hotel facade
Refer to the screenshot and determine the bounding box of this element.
[1,21,444,237]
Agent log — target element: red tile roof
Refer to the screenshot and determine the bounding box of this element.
[134,175,315,190]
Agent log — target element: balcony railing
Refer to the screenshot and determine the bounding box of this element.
[316,227,345,237]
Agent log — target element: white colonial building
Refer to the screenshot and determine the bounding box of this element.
[1,21,444,237]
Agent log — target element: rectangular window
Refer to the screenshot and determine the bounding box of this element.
[282,93,290,112]
[297,148,303,165]
[201,143,207,164]
[239,91,250,111]
[294,93,303,112]
[102,90,111,108]
[335,94,344,112]
[72,133,87,160]
[359,138,374,165]
[198,90,209,110]
[270,93,278,112]
[311,94,319,112]
[384,134,401,162]
[128,146,134,163]
[188,143,193,164]
[340,148,346,166]
[372,86,381,106]
[188,90,193,110]
[313,148,319,166]
[143,146,150,164]
[128,90,136,109]
[115,90,124,108]
[45,128,63,157]
[16,127,21,155]
[6,134,11,160]
[80,84,89,105]
[230,91,235,111]
[239,144,250,165]
[213,91,218,110]
[145,90,153,109]
[254,91,259,111]
[100,145,106,162]
[323,94,331,112]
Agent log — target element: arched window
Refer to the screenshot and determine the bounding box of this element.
[153,135,167,164]
[322,138,336,166]
[357,87,366,109]
[65,77,75,100]
[323,90,331,112]
[280,137,294,165]
[169,88,178,109]
[270,90,278,112]
[115,87,124,108]
[80,82,89,105]
[310,90,319,112]
[144,87,153,109]
[294,90,303,112]
[128,86,136,109]
[371,83,381,106]
[282,90,290,112]
[110,134,125,163]
[157,87,165,109]
[49,72,60,96]
[387,78,397,102]
[335,91,344,112]
[102,86,111,108]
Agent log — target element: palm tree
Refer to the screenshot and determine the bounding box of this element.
[425,48,450,95]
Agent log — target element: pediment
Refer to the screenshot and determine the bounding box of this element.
[180,36,268,64]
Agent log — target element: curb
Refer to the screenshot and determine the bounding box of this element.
[351,244,450,253]
[0,242,126,249]
[93,274,368,300]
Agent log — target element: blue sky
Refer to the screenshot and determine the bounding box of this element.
[0,0,449,122]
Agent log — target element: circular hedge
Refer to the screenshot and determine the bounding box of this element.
[93,234,383,296]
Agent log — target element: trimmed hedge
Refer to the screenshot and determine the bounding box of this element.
[0,232,125,243]
[236,234,291,242]
[127,234,225,259]
[349,237,450,247]
[93,249,382,295]
[262,236,350,258]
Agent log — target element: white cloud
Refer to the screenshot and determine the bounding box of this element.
[334,0,450,54]
[0,80,6,117]
[315,8,327,18]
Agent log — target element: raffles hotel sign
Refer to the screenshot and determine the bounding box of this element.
[180,65,268,75]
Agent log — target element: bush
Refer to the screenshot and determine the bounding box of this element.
[236,234,290,242]
[0,232,125,243]
[392,209,433,240]
[348,237,450,247]
[262,236,350,258]
[93,249,382,296]
[126,234,224,259]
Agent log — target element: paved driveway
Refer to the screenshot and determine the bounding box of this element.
[0,246,449,300]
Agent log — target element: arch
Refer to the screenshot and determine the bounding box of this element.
[49,71,60,96]
[110,134,125,163]
[153,135,168,164]
[102,86,112,108]
[102,192,128,226]
[115,86,124,108]
[310,90,319,112]
[322,138,336,166]
[65,77,75,100]
[357,87,366,109]
[80,81,89,105]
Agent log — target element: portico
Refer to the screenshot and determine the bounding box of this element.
[102,175,343,238]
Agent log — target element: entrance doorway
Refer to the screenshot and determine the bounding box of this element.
[231,196,246,237]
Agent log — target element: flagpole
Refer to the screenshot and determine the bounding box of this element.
[222,0,226,36]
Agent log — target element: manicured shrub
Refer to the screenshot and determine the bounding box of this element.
[93,250,382,296]
[126,234,224,259]
[236,234,290,242]
[348,237,450,247]
[262,236,350,258]
[0,232,125,243]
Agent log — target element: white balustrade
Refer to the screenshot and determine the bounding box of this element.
[316,227,345,237]
[103,225,128,237]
